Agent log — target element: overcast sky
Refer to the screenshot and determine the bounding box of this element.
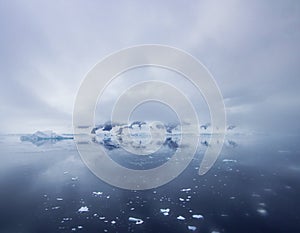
[0,0,299,134]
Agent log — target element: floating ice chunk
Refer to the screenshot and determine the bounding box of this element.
[77,226,83,229]
[177,215,185,220]
[179,198,185,201]
[222,159,237,163]
[181,188,191,192]
[160,208,170,216]
[71,177,79,181]
[51,206,60,210]
[211,231,220,233]
[129,217,144,225]
[78,206,89,213]
[259,203,266,207]
[264,188,272,192]
[192,214,204,219]
[188,225,197,231]
[56,198,63,201]
[257,208,268,216]
[252,193,260,198]
[111,220,116,224]
[92,191,103,196]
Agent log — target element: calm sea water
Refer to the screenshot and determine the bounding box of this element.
[0,133,299,233]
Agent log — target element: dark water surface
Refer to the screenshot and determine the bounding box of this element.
[0,134,299,233]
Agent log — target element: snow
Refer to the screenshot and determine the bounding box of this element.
[128,217,144,225]
[78,206,89,213]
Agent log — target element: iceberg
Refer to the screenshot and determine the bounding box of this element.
[20,130,73,145]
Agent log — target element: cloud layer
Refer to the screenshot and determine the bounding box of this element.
[0,0,299,133]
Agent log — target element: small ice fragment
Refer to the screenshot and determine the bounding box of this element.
[252,193,260,198]
[77,226,83,229]
[160,208,170,216]
[177,215,185,220]
[192,214,204,219]
[63,171,68,174]
[222,159,237,163]
[71,228,76,231]
[111,220,116,224]
[181,188,191,192]
[51,206,60,210]
[257,208,268,216]
[78,206,89,213]
[259,203,266,207]
[56,198,63,201]
[188,225,197,231]
[71,177,79,181]
[128,217,144,225]
[99,217,105,220]
[92,191,103,196]
[179,198,184,201]
[211,231,220,233]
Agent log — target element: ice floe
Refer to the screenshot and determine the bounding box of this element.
[180,188,191,192]
[257,208,268,216]
[92,191,103,196]
[192,214,204,219]
[188,225,197,231]
[128,217,144,225]
[78,206,89,213]
[177,215,185,220]
[160,208,170,216]
[222,159,237,163]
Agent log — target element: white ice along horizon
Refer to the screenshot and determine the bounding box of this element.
[73,45,226,190]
